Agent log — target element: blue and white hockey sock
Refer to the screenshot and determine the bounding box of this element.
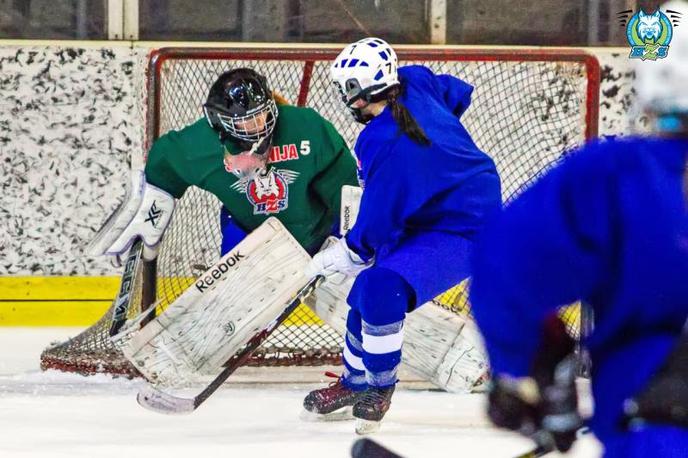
[361,319,404,387]
[348,267,413,388]
[342,308,367,391]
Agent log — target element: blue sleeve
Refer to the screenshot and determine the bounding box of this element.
[345,146,432,261]
[434,74,473,119]
[219,206,248,255]
[470,142,616,377]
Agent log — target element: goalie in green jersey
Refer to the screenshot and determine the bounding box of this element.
[91,68,359,260]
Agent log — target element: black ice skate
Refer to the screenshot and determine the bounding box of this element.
[353,385,395,434]
[301,372,365,421]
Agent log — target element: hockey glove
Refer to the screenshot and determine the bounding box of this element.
[305,237,368,279]
[487,316,582,453]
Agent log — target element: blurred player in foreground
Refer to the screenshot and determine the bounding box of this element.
[303,38,501,433]
[470,2,688,455]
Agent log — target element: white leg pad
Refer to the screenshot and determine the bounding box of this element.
[111,217,311,387]
[306,272,490,393]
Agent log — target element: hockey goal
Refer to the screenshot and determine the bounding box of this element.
[41,46,599,377]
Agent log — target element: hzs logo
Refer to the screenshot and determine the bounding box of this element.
[618,7,681,60]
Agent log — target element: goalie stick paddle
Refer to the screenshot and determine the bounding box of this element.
[137,275,324,415]
[351,438,403,458]
[108,238,158,337]
[108,238,144,337]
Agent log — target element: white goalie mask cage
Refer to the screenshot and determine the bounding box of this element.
[204,97,279,143]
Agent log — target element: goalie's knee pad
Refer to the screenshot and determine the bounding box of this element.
[89,170,175,260]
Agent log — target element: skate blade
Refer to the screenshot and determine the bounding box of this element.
[299,406,354,422]
[355,418,381,435]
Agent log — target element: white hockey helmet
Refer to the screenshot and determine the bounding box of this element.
[634,0,688,128]
[331,38,399,122]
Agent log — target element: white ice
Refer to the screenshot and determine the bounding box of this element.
[0,328,602,458]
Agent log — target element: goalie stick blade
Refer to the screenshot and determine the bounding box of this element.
[137,384,195,415]
[351,438,403,458]
[135,275,324,415]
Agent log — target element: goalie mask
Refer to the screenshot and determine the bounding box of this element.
[331,38,399,124]
[203,68,279,144]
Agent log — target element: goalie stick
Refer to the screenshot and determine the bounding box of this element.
[136,275,324,414]
[108,237,158,337]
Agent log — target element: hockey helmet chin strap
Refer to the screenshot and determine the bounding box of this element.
[338,79,389,125]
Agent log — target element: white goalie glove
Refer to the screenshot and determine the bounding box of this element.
[304,236,369,278]
[89,170,175,262]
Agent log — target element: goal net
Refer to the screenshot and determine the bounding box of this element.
[41,46,600,377]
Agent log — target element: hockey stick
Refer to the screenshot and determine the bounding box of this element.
[137,275,324,414]
[513,426,590,458]
[108,238,144,337]
[349,427,591,458]
[351,438,403,458]
[108,238,158,337]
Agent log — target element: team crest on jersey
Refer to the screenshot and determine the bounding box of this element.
[231,168,299,215]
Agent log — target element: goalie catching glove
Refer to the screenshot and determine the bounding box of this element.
[487,315,583,453]
[89,170,175,262]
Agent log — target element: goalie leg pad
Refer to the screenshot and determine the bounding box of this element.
[307,273,489,393]
[111,217,311,387]
[340,185,363,236]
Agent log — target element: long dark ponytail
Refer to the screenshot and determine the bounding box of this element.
[386,84,430,146]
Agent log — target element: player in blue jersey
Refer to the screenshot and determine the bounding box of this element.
[469,2,688,455]
[302,38,502,433]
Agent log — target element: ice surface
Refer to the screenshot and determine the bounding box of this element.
[0,328,602,458]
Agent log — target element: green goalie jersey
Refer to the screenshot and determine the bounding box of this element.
[144,104,359,253]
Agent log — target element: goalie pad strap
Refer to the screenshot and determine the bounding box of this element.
[89,170,175,259]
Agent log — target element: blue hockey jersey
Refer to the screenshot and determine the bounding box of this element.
[470,137,688,444]
[345,65,501,261]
